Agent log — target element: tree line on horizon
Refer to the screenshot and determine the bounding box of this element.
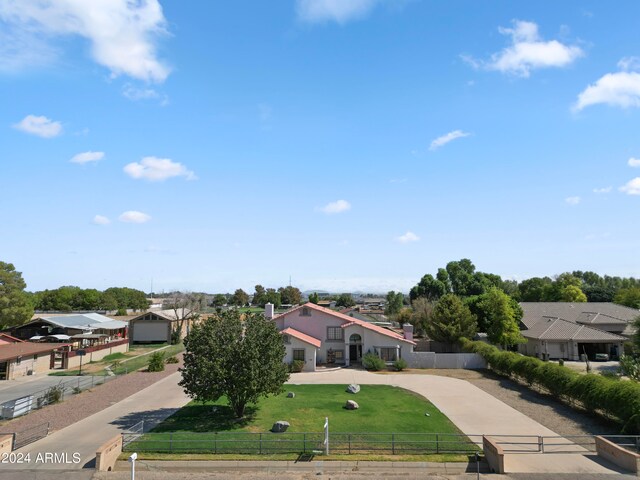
[1,258,640,330]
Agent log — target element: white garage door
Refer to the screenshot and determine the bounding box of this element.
[133,321,169,342]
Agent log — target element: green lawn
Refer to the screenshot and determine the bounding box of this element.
[127,385,477,456]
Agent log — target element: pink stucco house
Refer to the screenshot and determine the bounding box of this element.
[268,302,416,372]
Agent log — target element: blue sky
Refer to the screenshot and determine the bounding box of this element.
[1,0,639,294]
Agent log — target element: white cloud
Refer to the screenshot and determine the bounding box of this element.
[565,196,581,205]
[593,186,612,194]
[628,157,640,168]
[0,0,170,82]
[118,211,151,223]
[122,84,168,104]
[395,231,419,243]
[618,57,640,72]
[575,71,640,111]
[70,151,104,164]
[296,0,381,24]
[464,20,583,77]
[124,156,197,182]
[429,130,470,150]
[92,215,110,225]
[13,114,62,138]
[318,199,351,214]
[619,177,640,195]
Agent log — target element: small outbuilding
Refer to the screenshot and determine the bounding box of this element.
[128,309,195,344]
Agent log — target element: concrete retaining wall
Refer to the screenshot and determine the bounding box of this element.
[0,434,13,454]
[483,435,505,474]
[595,436,640,475]
[404,352,486,369]
[95,435,123,472]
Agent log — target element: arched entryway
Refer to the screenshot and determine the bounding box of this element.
[349,333,363,363]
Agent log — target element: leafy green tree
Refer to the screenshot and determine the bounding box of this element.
[410,274,448,302]
[0,262,34,328]
[179,310,290,418]
[425,294,477,344]
[615,288,640,309]
[335,293,355,308]
[517,277,553,302]
[264,288,282,308]
[410,297,434,336]
[559,285,587,302]
[278,286,302,305]
[231,288,249,307]
[633,316,640,353]
[252,285,266,306]
[479,288,525,346]
[211,294,227,307]
[308,292,320,304]
[385,291,404,315]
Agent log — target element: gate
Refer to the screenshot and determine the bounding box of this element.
[0,422,50,450]
[122,420,145,447]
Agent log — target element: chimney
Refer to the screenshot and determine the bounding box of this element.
[403,323,413,342]
[265,303,274,319]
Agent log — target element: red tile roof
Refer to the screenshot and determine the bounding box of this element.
[281,327,322,348]
[276,303,415,345]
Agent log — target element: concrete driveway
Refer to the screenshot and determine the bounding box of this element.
[290,369,628,475]
[0,375,85,405]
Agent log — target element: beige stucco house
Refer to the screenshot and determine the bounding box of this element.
[269,302,416,372]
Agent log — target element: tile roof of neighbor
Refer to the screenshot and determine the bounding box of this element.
[0,342,70,362]
[274,302,415,345]
[521,316,626,342]
[520,302,640,324]
[281,327,322,348]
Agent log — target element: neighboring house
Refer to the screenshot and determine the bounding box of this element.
[128,308,195,344]
[268,302,415,372]
[0,342,70,380]
[518,302,638,361]
[11,313,128,343]
[316,300,336,309]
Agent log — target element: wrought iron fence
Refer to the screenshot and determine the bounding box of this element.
[0,422,50,450]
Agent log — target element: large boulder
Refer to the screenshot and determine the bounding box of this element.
[345,400,359,410]
[346,384,360,394]
[271,421,290,433]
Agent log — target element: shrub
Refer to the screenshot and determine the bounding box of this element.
[362,353,386,371]
[289,360,305,373]
[148,352,165,372]
[558,359,564,366]
[45,384,64,404]
[619,355,640,381]
[393,358,408,371]
[165,355,180,364]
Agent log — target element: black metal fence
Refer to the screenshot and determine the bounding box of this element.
[122,431,482,455]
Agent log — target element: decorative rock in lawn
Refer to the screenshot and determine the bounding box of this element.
[345,400,359,410]
[287,392,295,398]
[346,384,360,394]
[271,421,290,433]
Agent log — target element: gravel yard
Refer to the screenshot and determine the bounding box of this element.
[421,369,622,436]
[0,355,184,435]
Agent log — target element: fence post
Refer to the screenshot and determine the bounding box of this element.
[539,436,544,453]
[348,434,351,455]
[392,434,395,455]
[214,432,217,454]
[436,434,439,454]
[303,433,306,453]
[259,433,262,455]
[169,432,173,452]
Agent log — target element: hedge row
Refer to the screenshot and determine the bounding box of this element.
[460,338,640,432]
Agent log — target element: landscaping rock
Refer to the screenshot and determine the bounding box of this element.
[287,392,295,398]
[345,400,359,410]
[271,421,290,433]
[346,384,360,394]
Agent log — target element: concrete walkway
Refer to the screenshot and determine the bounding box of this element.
[290,369,626,475]
[3,372,190,471]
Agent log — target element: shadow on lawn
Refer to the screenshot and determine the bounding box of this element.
[112,404,258,432]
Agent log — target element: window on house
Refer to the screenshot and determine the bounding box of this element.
[282,334,290,344]
[379,348,397,362]
[300,307,311,316]
[293,349,305,361]
[327,327,344,341]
